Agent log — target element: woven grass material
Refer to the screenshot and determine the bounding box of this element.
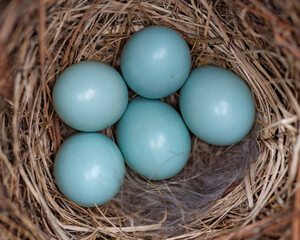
[0,0,300,239]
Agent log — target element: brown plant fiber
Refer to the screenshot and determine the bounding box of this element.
[0,0,300,239]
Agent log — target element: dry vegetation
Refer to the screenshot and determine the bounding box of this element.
[0,0,299,239]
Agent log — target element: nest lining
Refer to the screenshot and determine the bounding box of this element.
[0,0,300,239]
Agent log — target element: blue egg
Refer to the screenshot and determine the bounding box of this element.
[52,61,128,132]
[117,97,191,180]
[180,66,255,146]
[121,26,191,99]
[54,133,125,207]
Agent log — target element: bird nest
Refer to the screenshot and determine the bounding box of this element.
[0,0,300,239]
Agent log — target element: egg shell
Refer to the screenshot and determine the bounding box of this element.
[54,132,125,207]
[117,97,191,180]
[52,61,128,132]
[121,26,191,99]
[180,66,255,146]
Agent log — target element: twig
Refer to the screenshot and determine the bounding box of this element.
[0,0,22,100]
[214,208,296,240]
[200,0,229,43]
[61,5,96,66]
[293,136,300,240]
[232,0,300,59]
[38,0,53,140]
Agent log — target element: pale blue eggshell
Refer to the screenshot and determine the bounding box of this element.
[121,26,191,99]
[180,66,255,146]
[54,133,125,207]
[52,61,128,132]
[117,97,191,180]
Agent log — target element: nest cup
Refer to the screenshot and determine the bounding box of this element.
[0,0,300,239]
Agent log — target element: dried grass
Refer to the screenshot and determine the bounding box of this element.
[0,0,299,239]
